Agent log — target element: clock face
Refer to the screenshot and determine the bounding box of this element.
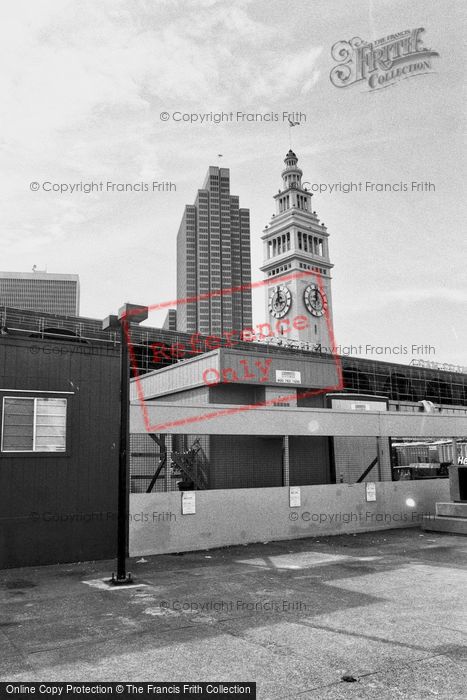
[268,285,292,319]
[304,284,327,317]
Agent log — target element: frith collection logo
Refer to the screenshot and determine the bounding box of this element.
[330,28,439,91]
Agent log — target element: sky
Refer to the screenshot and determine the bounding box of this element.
[1,0,466,366]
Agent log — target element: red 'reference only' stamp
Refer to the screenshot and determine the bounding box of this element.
[122,271,343,432]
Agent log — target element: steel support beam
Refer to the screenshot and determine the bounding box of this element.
[130,402,467,438]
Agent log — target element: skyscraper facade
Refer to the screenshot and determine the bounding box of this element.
[176,166,252,336]
[0,271,80,316]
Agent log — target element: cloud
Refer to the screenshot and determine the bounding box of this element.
[0,0,323,262]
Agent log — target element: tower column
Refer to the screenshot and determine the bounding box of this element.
[260,151,335,347]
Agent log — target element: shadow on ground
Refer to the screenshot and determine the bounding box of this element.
[0,528,466,699]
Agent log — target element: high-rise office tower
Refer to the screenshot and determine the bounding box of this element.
[176,166,252,336]
[0,270,80,316]
[162,308,177,331]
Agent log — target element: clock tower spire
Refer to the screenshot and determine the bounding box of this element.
[260,151,334,349]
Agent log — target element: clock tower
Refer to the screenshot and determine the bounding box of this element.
[260,150,334,349]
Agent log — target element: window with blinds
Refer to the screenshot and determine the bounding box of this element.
[1,397,67,452]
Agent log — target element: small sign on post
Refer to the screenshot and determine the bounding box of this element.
[366,482,377,502]
[289,486,301,507]
[181,492,196,515]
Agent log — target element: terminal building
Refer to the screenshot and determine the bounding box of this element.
[129,340,467,490]
[0,305,466,566]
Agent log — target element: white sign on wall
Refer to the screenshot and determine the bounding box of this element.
[366,482,377,502]
[181,492,196,515]
[289,486,301,507]
[276,370,301,384]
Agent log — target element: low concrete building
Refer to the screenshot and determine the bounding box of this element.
[129,348,467,556]
[129,346,466,492]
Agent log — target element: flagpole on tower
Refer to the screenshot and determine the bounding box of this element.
[288,117,300,149]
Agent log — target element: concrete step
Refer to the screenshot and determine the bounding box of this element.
[436,502,467,518]
[422,515,467,535]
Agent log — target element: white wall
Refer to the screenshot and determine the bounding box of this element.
[129,479,449,557]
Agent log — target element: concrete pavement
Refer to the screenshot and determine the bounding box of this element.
[0,528,466,699]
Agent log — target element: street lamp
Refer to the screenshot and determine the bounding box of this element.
[103,303,148,585]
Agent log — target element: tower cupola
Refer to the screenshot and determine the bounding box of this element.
[281,150,303,190]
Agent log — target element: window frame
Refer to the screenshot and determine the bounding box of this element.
[0,391,73,457]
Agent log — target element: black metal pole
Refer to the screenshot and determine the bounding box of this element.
[103,305,147,586]
[114,318,130,583]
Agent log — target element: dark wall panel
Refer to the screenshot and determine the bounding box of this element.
[289,436,331,485]
[0,336,120,568]
[209,435,283,489]
[209,384,265,405]
[296,393,326,408]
